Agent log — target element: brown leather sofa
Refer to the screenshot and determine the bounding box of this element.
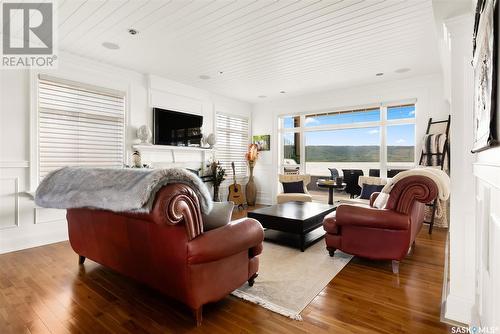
[323,175,438,274]
[66,183,264,326]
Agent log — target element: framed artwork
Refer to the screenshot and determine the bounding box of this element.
[252,135,270,151]
[472,0,499,152]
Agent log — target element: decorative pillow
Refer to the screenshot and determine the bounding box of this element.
[360,183,384,199]
[282,180,305,194]
[202,201,234,231]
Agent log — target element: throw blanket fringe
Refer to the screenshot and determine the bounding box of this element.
[35,167,213,214]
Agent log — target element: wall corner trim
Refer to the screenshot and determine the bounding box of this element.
[444,293,474,325]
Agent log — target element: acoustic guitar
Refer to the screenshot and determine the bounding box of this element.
[227,162,246,209]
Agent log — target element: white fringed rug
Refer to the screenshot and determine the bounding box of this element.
[231,240,352,320]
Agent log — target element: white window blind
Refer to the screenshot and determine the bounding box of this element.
[37,75,125,180]
[216,113,249,176]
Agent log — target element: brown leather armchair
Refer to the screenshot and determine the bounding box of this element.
[66,183,264,326]
[323,175,438,274]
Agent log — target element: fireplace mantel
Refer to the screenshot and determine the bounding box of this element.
[132,144,214,164]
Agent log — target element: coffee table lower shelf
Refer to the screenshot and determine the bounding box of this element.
[263,227,326,251]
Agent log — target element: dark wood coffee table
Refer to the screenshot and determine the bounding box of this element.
[247,202,337,251]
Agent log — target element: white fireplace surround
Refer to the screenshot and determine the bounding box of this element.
[132,144,215,172]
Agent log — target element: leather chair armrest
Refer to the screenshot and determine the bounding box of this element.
[336,204,410,230]
[187,218,264,264]
[370,192,380,207]
[116,184,204,240]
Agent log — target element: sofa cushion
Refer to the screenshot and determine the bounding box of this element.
[360,183,385,199]
[202,201,234,231]
[276,193,312,204]
[339,198,370,206]
[282,180,305,193]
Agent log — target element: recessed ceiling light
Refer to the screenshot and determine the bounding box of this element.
[102,42,120,50]
[218,71,224,75]
[375,72,384,77]
[199,75,211,80]
[258,95,267,98]
[280,90,286,94]
[128,28,139,35]
[395,68,411,74]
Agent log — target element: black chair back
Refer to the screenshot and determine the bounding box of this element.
[342,169,364,198]
[328,168,339,180]
[387,169,406,178]
[369,169,380,177]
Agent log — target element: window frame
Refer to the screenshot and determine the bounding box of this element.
[30,73,128,191]
[278,100,417,177]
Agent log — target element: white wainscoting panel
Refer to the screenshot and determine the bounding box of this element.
[0,161,29,168]
[254,163,275,205]
[150,88,203,116]
[34,208,66,224]
[473,162,500,328]
[0,164,69,254]
[0,177,19,229]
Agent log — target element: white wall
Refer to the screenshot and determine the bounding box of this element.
[0,52,251,254]
[444,11,499,329]
[251,73,449,204]
[443,14,477,325]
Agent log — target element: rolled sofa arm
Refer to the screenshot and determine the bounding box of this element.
[336,204,410,230]
[187,218,264,264]
[385,175,438,214]
[120,184,204,240]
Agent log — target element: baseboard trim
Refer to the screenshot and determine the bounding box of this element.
[444,294,474,325]
[0,222,68,254]
[441,230,472,327]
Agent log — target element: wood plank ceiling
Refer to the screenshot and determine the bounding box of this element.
[22,0,445,102]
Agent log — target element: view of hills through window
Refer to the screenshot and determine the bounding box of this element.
[282,105,415,164]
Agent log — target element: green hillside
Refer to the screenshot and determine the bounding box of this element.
[284,145,414,162]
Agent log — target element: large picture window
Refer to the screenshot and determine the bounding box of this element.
[279,103,416,178]
[36,75,125,182]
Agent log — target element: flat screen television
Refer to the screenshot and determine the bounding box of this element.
[153,108,203,146]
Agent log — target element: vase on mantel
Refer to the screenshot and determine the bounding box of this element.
[246,161,257,206]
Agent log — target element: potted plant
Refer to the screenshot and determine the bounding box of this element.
[210,161,226,202]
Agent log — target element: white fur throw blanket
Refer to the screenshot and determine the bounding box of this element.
[373,167,450,218]
[35,167,213,214]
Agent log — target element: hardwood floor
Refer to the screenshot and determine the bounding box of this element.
[0,207,450,334]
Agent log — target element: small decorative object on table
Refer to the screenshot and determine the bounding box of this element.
[131,150,142,168]
[137,125,152,145]
[316,179,346,205]
[203,133,216,149]
[210,161,226,201]
[245,144,259,206]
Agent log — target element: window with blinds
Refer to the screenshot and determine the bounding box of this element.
[37,75,125,181]
[216,113,249,177]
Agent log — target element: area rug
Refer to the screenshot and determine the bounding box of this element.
[231,240,352,320]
